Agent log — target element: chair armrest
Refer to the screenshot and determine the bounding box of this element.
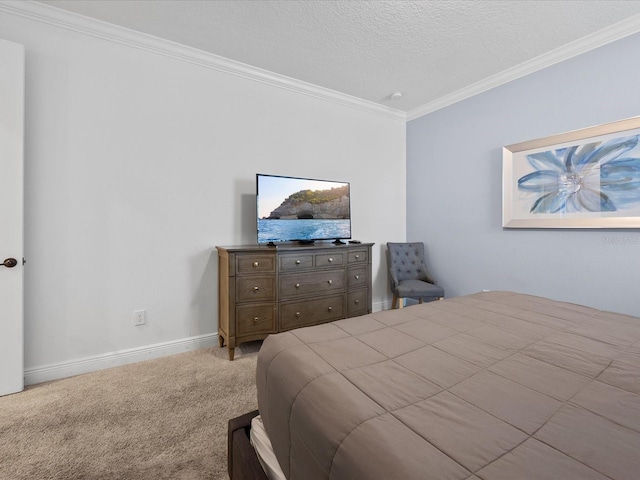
[386,249,400,291]
[421,262,437,285]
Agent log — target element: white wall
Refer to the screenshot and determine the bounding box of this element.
[0,5,405,380]
[407,31,640,318]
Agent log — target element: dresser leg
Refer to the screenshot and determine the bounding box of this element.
[228,347,235,361]
[218,334,225,347]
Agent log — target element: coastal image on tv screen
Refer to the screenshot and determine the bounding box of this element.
[257,174,351,243]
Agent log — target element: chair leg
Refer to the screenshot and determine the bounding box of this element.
[438,297,444,301]
[418,298,423,304]
[398,298,404,309]
[392,295,398,309]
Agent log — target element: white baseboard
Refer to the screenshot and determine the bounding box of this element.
[25,303,394,386]
[373,300,392,312]
[24,333,218,386]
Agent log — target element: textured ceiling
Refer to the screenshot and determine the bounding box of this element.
[36,0,640,114]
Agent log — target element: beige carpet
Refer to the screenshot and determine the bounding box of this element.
[0,342,260,480]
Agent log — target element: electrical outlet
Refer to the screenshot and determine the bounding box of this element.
[133,310,146,326]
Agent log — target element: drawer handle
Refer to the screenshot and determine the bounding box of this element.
[253,317,259,323]
[354,275,360,280]
[253,286,259,291]
[295,260,301,265]
[355,299,360,304]
[295,283,300,288]
[327,279,332,285]
[327,306,332,312]
[355,254,360,259]
[328,257,333,263]
[295,312,301,318]
[253,261,259,267]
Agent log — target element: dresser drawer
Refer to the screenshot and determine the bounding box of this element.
[218,243,372,361]
[315,252,344,268]
[237,254,275,274]
[236,276,276,302]
[279,270,345,299]
[280,294,345,330]
[347,266,368,289]
[347,289,368,316]
[279,253,314,272]
[347,249,368,264]
[236,304,276,336]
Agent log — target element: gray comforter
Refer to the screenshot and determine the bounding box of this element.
[256,291,640,479]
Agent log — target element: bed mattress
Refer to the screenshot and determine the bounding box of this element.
[250,414,286,480]
[256,291,640,480]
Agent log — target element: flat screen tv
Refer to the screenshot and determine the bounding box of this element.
[257,174,351,244]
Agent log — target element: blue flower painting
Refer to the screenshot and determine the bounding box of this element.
[517,135,640,214]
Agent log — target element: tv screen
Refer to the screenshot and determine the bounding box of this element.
[257,174,351,244]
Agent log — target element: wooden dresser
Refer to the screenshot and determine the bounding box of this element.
[217,242,373,360]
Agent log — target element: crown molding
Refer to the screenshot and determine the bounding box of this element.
[407,13,640,122]
[4,1,638,124]
[0,0,406,122]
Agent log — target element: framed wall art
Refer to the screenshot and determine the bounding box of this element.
[503,116,640,228]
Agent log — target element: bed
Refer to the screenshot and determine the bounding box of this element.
[229,291,640,480]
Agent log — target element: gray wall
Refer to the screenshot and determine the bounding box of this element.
[0,6,405,380]
[407,32,640,317]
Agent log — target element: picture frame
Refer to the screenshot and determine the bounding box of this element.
[503,116,640,228]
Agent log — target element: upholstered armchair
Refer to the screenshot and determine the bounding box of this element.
[386,242,444,308]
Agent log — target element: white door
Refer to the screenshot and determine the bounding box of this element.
[0,39,25,396]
